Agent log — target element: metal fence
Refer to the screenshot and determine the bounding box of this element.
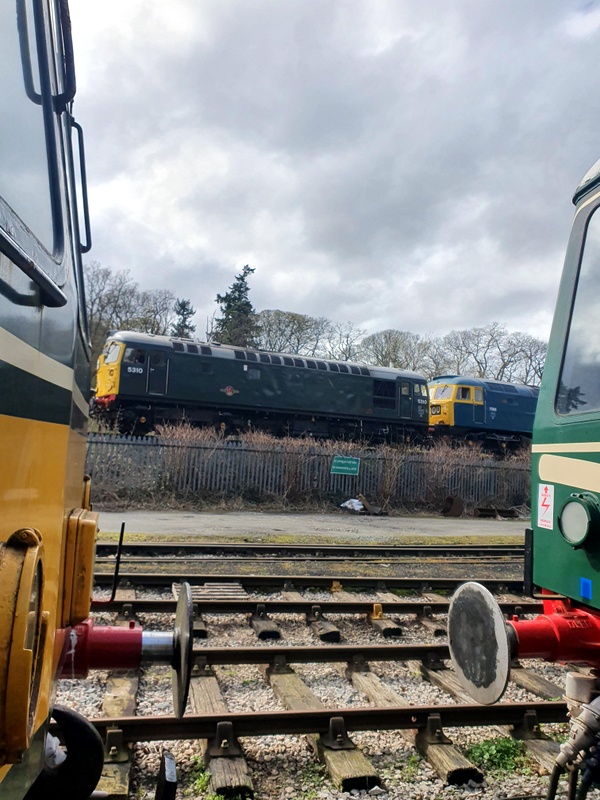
[86,434,531,508]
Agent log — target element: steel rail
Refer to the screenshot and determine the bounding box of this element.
[84,701,568,741]
[95,541,525,558]
[189,643,451,664]
[95,556,523,567]
[91,597,543,615]
[94,573,524,590]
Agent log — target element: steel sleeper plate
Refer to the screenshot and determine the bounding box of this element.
[172,581,193,716]
[448,581,510,705]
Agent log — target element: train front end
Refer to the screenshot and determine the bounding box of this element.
[448,161,600,797]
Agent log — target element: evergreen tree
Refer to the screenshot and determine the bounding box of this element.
[170,298,196,338]
[213,265,258,346]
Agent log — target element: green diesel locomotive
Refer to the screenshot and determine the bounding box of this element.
[448,162,600,796]
[93,330,430,440]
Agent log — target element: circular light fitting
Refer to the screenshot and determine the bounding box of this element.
[559,494,600,547]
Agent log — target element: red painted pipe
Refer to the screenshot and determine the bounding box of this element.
[60,618,143,678]
[510,599,600,666]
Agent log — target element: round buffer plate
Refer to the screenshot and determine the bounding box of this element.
[448,582,510,705]
[172,581,193,716]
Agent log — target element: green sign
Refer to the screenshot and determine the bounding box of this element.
[330,455,360,476]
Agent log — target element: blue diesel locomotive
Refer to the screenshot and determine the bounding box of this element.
[428,375,539,450]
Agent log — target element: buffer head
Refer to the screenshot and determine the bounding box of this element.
[448,582,511,705]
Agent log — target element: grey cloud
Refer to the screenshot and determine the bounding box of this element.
[70,0,600,343]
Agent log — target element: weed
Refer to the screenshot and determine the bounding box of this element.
[185,757,211,795]
[402,753,421,778]
[291,763,327,799]
[465,737,528,773]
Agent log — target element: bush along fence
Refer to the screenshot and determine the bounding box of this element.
[85,433,531,511]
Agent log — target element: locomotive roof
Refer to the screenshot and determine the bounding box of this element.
[107,331,426,381]
[429,374,539,396]
[574,157,600,204]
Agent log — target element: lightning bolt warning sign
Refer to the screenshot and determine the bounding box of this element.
[537,483,554,530]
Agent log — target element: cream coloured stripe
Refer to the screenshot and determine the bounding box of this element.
[0,325,73,391]
[73,383,89,416]
[539,454,600,493]
[574,187,600,220]
[532,442,600,454]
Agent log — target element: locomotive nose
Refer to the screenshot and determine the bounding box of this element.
[448,582,513,705]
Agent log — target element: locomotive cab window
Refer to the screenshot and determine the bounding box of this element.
[1,0,57,259]
[558,207,600,415]
[458,387,471,400]
[474,388,484,403]
[124,348,146,364]
[104,342,123,364]
[373,380,396,409]
[150,352,167,367]
[433,386,453,399]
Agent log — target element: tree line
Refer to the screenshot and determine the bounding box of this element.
[85,262,546,384]
[85,262,196,366]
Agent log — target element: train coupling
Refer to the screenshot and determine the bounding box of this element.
[60,583,193,716]
[448,582,600,705]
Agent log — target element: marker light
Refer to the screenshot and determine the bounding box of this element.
[559,493,600,547]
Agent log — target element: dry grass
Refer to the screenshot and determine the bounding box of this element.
[89,424,532,514]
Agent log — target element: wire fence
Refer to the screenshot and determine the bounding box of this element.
[86,434,531,509]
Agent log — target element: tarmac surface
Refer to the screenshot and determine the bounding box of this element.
[97,509,526,542]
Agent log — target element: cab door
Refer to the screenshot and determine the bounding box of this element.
[399,381,412,418]
[473,387,485,423]
[147,351,169,395]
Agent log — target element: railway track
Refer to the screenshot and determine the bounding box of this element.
[95,541,525,559]
[68,560,570,800]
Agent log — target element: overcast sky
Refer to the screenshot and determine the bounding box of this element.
[69,1,600,342]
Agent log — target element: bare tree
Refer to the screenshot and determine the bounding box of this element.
[135,289,177,335]
[440,329,478,376]
[84,262,138,367]
[321,320,366,361]
[256,310,330,355]
[359,329,433,373]
[84,262,181,372]
[510,333,547,385]
[438,323,546,384]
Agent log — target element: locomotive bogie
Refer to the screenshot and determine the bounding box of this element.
[94,331,430,442]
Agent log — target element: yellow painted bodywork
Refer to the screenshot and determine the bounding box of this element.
[95,342,123,398]
[428,384,455,427]
[0,413,91,777]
